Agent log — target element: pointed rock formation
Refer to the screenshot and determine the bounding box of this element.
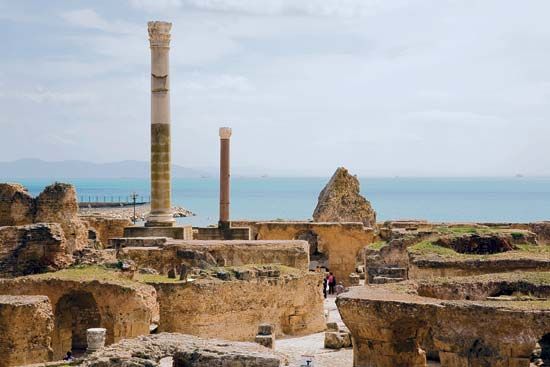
[313,167,376,227]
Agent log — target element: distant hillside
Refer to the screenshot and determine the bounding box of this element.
[0,159,211,179]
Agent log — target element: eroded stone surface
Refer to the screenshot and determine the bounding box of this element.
[152,267,325,340]
[0,183,34,226]
[35,183,88,252]
[337,273,550,367]
[0,269,158,360]
[313,167,376,227]
[118,239,310,274]
[0,295,53,367]
[80,215,132,247]
[79,332,283,366]
[255,222,375,286]
[0,223,73,276]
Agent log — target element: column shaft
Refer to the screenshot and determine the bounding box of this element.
[146,21,174,227]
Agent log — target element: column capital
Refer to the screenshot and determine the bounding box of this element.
[148,21,172,48]
[219,127,232,139]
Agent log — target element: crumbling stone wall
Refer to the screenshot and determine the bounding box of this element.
[0,224,73,276]
[80,215,132,246]
[0,183,35,226]
[35,183,88,252]
[117,240,310,274]
[0,182,89,255]
[0,295,54,367]
[337,279,550,367]
[153,271,325,341]
[255,222,374,285]
[0,276,158,360]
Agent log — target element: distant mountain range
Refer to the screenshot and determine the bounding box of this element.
[0,159,213,179]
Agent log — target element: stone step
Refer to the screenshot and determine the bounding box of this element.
[371,276,405,284]
[368,267,407,278]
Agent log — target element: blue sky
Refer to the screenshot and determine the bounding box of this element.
[1,0,550,176]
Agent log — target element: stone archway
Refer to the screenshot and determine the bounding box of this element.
[295,230,328,270]
[52,291,101,359]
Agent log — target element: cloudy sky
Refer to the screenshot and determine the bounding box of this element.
[1,0,550,176]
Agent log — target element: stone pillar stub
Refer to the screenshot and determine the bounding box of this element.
[219,127,232,228]
[86,328,106,354]
[146,21,174,227]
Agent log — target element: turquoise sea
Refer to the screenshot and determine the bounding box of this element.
[12,177,550,227]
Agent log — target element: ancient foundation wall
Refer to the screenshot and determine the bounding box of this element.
[80,216,132,246]
[254,222,374,285]
[118,240,310,274]
[0,295,53,367]
[0,224,73,276]
[409,259,550,279]
[0,182,89,254]
[0,277,158,360]
[152,272,325,341]
[338,285,550,367]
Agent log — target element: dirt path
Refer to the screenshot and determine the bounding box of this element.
[276,296,353,367]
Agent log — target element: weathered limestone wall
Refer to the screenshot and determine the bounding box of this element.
[194,226,250,240]
[80,215,132,246]
[35,183,88,252]
[0,295,53,367]
[79,333,283,367]
[337,283,550,367]
[0,182,89,254]
[0,276,158,360]
[0,183,35,226]
[255,222,374,285]
[153,272,325,340]
[0,224,73,276]
[409,258,550,279]
[118,240,310,274]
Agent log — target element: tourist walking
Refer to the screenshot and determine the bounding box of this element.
[328,272,336,295]
[322,275,328,298]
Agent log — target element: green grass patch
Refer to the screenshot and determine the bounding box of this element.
[368,241,388,251]
[408,241,461,258]
[28,265,138,286]
[134,273,186,284]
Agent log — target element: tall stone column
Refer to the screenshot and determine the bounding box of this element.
[219,127,232,229]
[146,21,174,227]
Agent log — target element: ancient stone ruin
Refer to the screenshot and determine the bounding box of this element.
[313,167,377,227]
[1,18,549,367]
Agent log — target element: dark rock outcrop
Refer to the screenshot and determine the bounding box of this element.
[313,167,376,227]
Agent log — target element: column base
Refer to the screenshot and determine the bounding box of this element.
[145,213,175,227]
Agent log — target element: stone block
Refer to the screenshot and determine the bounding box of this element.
[255,334,275,349]
[258,323,274,336]
[340,331,352,348]
[0,295,54,367]
[326,322,339,331]
[349,273,360,286]
[324,331,344,349]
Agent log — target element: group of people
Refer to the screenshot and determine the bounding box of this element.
[316,267,338,298]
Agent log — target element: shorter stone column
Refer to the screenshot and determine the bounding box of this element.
[86,328,107,354]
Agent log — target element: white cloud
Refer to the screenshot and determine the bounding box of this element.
[129,0,183,12]
[178,0,418,17]
[60,8,141,34]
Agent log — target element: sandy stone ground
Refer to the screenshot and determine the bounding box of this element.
[276,296,353,367]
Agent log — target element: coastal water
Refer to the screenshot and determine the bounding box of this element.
[11,177,550,226]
